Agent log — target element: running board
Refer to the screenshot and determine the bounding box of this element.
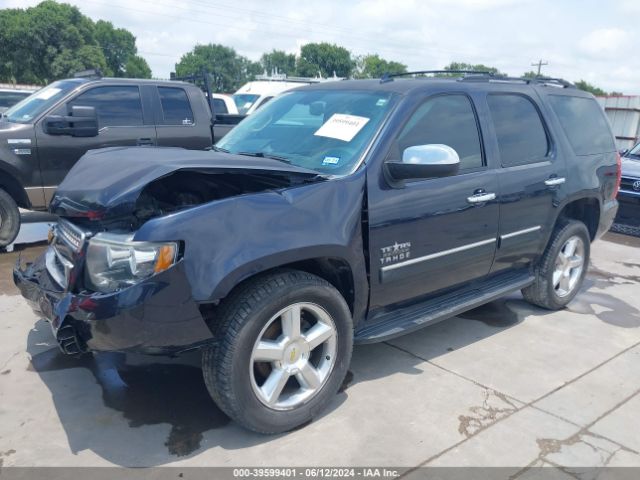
[355,271,534,344]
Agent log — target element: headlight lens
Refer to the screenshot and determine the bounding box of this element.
[85,233,178,292]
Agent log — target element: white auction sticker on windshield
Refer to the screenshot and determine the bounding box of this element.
[35,88,61,100]
[314,114,370,142]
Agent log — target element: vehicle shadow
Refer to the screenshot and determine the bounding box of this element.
[24,266,639,466]
[25,323,349,466]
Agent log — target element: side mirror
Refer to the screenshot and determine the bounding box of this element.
[43,105,98,137]
[619,149,629,156]
[385,144,460,182]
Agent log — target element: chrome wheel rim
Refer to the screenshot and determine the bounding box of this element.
[250,302,337,410]
[553,235,585,298]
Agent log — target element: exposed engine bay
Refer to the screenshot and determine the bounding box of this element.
[49,147,324,232]
[134,170,314,224]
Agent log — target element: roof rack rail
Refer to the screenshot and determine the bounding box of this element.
[380,70,576,89]
[526,77,575,88]
[381,70,496,83]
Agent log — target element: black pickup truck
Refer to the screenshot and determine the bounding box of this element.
[14,73,619,433]
[0,76,238,248]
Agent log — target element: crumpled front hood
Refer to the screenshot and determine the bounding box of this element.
[622,156,640,179]
[50,146,322,221]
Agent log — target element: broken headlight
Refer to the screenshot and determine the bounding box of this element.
[85,233,178,293]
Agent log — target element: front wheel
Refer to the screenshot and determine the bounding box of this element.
[0,188,20,249]
[202,270,353,433]
[522,219,590,310]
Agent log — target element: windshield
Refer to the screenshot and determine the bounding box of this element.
[629,143,640,156]
[233,94,260,114]
[218,89,397,175]
[4,80,80,123]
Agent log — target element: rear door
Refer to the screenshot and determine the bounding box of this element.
[35,84,156,193]
[153,86,212,150]
[483,92,567,273]
[367,93,500,312]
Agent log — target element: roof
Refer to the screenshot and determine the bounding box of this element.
[66,77,195,88]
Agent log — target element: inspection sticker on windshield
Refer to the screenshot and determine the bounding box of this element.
[314,114,370,142]
[322,156,340,166]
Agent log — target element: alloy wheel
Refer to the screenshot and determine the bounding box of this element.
[552,235,585,297]
[249,302,337,410]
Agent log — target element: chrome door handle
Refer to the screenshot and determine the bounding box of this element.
[467,192,496,203]
[545,177,566,187]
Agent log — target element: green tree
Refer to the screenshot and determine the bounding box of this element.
[296,42,354,78]
[124,55,152,79]
[175,44,256,92]
[260,49,296,76]
[0,1,151,84]
[574,80,607,96]
[439,61,504,76]
[521,70,539,79]
[354,54,407,79]
[50,44,107,79]
[0,8,31,83]
[94,20,137,77]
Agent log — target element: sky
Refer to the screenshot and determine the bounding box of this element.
[4,0,639,94]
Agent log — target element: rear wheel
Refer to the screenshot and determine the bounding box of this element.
[0,188,20,249]
[522,219,590,310]
[202,270,353,433]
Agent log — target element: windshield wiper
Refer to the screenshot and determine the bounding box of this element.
[237,151,291,164]
[211,145,230,153]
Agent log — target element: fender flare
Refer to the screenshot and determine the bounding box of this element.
[0,163,30,208]
[207,244,365,302]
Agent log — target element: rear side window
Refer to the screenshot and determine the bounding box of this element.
[69,86,143,127]
[487,94,549,166]
[397,94,484,170]
[158,87,194,125]
[212,98,228,114]
[547,95,615,156]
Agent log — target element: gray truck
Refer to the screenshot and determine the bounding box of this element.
[0,76,238,248]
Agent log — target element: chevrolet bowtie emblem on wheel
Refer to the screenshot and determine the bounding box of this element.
[633,180,640,192]
[289,348,297,362]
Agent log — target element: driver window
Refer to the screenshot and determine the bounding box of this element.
[396,94,484,171]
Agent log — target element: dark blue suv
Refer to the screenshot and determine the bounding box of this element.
[14,73,620,433]
[616,142,640,231]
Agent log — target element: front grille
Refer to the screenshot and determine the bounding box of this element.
[57,219,87,252]
[45,220,89,290]
[620,176,640,193]
[45,246,73,289]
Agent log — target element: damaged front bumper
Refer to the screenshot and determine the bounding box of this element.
[13,252,215,355]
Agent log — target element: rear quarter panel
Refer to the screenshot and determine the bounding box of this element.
[534,87,618,235]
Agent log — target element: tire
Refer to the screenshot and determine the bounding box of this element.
[522,219,590,310]
[0,188,20,249]
[202,270,353,434]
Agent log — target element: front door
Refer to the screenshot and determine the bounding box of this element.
[35,84,156,201]
[367,93,500,313]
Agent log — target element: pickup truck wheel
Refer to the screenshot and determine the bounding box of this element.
[202,270,353,434]
[0,188,20,249]
[522,219,590,310]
